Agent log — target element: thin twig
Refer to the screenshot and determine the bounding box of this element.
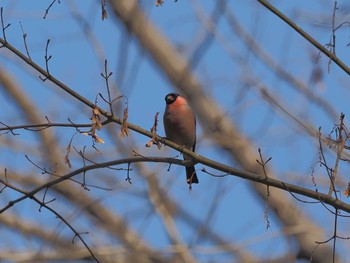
[328,113,346,196]
[0,121,94,133]
[100,59,114,115]
[39,39,52,81]
[101,0,108,20]
[332,208,338,263]
[257,0,350,76]
[318,128,338,199]
[43,0,61,19]
[256,148,272,229]
[0,7,10,43]
[327,1,338,73]
[19,21,31,60]
[145,112,161,149]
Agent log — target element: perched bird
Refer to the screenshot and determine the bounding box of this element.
[163,93,199,184]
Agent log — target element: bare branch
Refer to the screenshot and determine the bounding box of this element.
[0,7,10,43]
[258,0,350,76]
[43,0,61,19]
[19,21,31,60]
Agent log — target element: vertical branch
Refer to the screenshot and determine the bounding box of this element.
[317,127,337,198]
[328,113,346,196]
[101,0,108,20]
[101,59,114,115]
[39,39,52,81]
[0,7,10,43]
[125,162,132,184]
[332,209,338,263]
[44,39,52,75]
[0,168,8,192]
[331,1,337,56]
[19,21,31,60]
[328,1,338,73]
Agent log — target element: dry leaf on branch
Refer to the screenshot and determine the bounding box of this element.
[120,107,129,138]
[145,112,161,149]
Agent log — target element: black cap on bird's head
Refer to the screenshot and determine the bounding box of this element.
[165,93,179,105]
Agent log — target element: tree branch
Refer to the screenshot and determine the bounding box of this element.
[258,0,350,75]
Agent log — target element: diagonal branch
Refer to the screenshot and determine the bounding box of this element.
[258,0,350,75]
[2,153,350,215]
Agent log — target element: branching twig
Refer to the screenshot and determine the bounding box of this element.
[145,112,161,149]
[0,121,20,135]
[1,178,99,261]
[39,187,56,212]
[1,153,350,214]
[19,21,31,60]
[100,59,114,115]
[0,7,10,43]
[125,162,132,184]
[43,0,61,19]
[257,0,350,76]
[39,39,52,81]
[2,30,350,219]
[0,36,155,146]
[25,154,104,190]
[313,208,338,263]
[256,148,272,180]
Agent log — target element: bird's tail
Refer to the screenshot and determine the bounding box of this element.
[186,166,199,184]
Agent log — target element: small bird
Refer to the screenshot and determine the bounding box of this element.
[163,93,199,184]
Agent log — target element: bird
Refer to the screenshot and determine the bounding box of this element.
[163,93,199,184]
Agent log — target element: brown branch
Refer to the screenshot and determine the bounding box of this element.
[257,0,350,76]
[145,112,161,149]
[1,152,350,215]
[1,179,99,261]
[0,7,10,43]
[0,37,96,110]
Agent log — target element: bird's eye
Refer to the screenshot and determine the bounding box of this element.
[165,93,179,104]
